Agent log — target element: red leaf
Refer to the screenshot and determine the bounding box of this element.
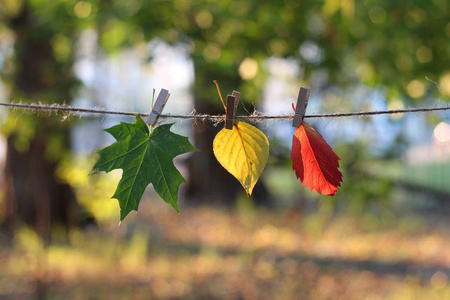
[291,121,343,195]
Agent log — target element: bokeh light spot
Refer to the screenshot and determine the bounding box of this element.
[388,99,405,120]
[238,58,258,80]
[356,62,374,81]
[203,43,221,61]
[74,1,92,19]
[439,72,450,96]
[406,80,424,98]
[430,271,448,290]
[433,122,450,144]
[416,46,432,63]
[195,11,213,29]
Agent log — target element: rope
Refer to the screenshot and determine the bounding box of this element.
[0,102,448,122]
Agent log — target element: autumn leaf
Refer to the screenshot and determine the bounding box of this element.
[91,115,198,220]
[213,121,269,196]
[291,121,343,195]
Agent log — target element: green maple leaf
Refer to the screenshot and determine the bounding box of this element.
[91,115,198,220]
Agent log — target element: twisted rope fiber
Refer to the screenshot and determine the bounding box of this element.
[0,102,449,120]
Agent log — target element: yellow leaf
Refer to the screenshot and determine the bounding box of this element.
[213,122,269,196]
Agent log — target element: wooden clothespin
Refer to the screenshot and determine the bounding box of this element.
[292,87,311,128]
[147,88,170,126]
[225,90,241,129]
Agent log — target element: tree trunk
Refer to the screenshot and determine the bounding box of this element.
[1,5,80,243]
[3,134,78,241]
[185,68,273,207]
[186,97,242,206]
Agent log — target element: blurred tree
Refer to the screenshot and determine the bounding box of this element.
[1,0,449,221]
[122,0,449,205]
[0,1,82,242]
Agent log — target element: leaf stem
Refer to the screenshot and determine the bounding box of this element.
[150,88,156,132]
[213,80,226,111]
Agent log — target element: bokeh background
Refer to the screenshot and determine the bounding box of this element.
[0,0,450,299]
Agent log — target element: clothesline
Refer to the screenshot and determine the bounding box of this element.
[0,102,449,122]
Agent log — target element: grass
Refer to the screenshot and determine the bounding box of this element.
[371,160,450,194]
[1,196,450,300]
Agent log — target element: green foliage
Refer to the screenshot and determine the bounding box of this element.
[110,0,450,104]
[56,156,121,222]
[91,115,198,220]
[4,0,448,106]
[373,160,450,194]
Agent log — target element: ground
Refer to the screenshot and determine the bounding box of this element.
[1,194,450,300]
